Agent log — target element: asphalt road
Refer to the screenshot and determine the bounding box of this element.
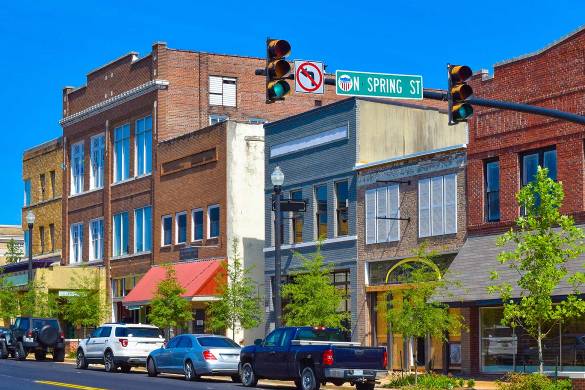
[0,358,297,390]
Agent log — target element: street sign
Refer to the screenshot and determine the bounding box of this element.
[272,199,307,212]
[295,60,324,94]
[336,70,423,100]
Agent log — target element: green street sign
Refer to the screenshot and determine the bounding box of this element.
[336,70,423,100]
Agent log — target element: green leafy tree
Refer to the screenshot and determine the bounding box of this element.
[0,274,19,322]
[207,240,263,341]
[62,268,106,337]
[148,265,192,336]
[282,244,348,329]
[20,277,59,318]
[385,244,463,380]
[489,166,585,374]
[5,239,23,264]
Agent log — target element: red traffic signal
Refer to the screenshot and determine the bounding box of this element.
[448,64,474,124]
[265,38,292,103]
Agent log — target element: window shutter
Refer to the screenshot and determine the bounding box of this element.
[209,76,223,105]
[431,176,444,236]
[365,189,377,244]
[444,174,457,234]
[223,78,237,107]
[376,187,388,243]
[418,179,431,237]
[387,185,400,241]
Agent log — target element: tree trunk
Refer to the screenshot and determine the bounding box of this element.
[538,322,544,375]
[232,320,236,342]
[414,338,418,385]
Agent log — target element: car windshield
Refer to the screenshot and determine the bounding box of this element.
[116,327,162,338]
[197,336,240,348]
[32,319,59,330]
[294,328,347,342]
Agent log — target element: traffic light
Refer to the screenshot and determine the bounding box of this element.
[265,38,291,103]
[448,64,473,125]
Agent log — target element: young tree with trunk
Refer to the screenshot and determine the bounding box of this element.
[206,240,262,341]
[0,274,19,322]
[489,166,585,374]
[282,244,348,329]
[20,277,59,318]
[5,239,23,264]
[61,268,106,337]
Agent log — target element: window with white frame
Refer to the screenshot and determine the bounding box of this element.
[71,142,84,195]
[134,206,152,253]
[90,134,105,190]
[418,174,457,238]
[112,212,128,257]
[209,114,229,125]
[209,76,236,107]
[176,212,187,244]
[365,185,400,244]
[208,205,220,239]
[135,116,152,177]
[89,218,103,261]
[192,209,204,241]
[24,179,31,206]
[113,124,130,183]
[161,215,172,246]
[70,223,83,264]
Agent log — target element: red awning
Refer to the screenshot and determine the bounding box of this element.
[123,259,225,306]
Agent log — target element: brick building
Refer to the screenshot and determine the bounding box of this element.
[22,137,63,263]
[442,26,585,374]
[59,42,341,325]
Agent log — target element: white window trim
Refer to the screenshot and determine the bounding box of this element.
[89,133,105,190]
[209,76,237,107]
[207,205,220,239]
[191,208,204,241]
[134,116,152,178]
[89,218,104,262]
[418,174,458,238]
[161,215,172,247]
[134,206,152,253]
[70,222,83,264]
[175,211,187,244]
[70,141,84,195]
[113,123,130,183]
[112,212,128,257]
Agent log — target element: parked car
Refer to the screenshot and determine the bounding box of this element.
[76,323,164,373]
[0,317,65,362]
[147,334,241,382]
[239,326,387,390]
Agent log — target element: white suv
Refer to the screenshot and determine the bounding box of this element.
[76,323,164,373]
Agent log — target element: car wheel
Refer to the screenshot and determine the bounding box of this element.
[104,350,117,373]
[120,364,131,373]
[300,366,320,390]
[53,348,65,362]
[184,360,199,381]
[240,362,258,387]
[76,349,88,369]
[14,342,26,361]
[0,341,8,359]
[231,374,241,383]
[355,383,375,390]
[147,358,158,377]
[35,351,47,361]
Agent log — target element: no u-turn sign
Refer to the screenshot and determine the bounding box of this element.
[294,60,324,94]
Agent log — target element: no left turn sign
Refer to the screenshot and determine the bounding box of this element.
[295,60,324,94]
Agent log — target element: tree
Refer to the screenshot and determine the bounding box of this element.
[62,268,106,337]
[5,239,23,264]
[207,240,263,341]
[282,244,348,329]
[0,274,19,322]
[19,277,58,318]
[148,265,192,336]
[489,166,585,374]
[384,244,463,381]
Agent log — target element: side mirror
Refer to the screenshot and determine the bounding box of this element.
[254,339,263,346]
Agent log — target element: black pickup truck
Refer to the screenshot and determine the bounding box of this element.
[239,327,387,390]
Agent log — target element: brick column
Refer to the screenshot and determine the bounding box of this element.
[557,138,585,214]
[499,152,520,223]
[460,306,481,375]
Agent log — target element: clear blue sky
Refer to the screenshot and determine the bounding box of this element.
[0,1,583,225]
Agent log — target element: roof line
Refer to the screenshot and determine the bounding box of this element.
[86,51,139,76]
[355,143,467,171]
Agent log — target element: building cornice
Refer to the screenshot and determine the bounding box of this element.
[60,79,169,127]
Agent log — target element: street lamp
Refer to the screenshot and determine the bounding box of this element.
[26,210,35,283]
[271,166,284,328]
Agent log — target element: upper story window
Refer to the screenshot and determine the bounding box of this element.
[315,185,328,239]
[192,209,204,241]
[209,76,236,107]
[485,160,500,222]
[50,171,56,198]
[176,212,187,244]
[71,141,84,195]
[418,174,457,238]
[365,185,400,244]
[135,116,152,176]
[24,230,29,257]
[90,134,105,190]
[112,212,128,257]
[39,226,45,254]
[24,179,31,206]
[208,205,220,239]
[40,173,46,201]
[113,124,130,183]
[521,148,557,185]
[134,206,152,253]
[290,190,303,244]
[49,224,55,252]
[335,181,349,237]
[161,215,172,246]
[89,218,104,261]
[209,114,229,125]
[70,222,83,264]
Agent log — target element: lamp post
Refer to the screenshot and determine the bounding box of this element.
[26,210,35,284]
[271,166,284,328]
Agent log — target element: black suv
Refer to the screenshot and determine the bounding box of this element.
[0,317,65,362]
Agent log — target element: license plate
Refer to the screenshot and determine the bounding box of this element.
[353,370,363,376]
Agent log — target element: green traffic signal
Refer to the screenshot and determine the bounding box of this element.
[268,80,291,99]
[265,38,292,103]
[452,103,473,121]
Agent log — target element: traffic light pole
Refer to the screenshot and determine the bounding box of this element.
[273,186,283,329]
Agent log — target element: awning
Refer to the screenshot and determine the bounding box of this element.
[123,259,225,306]
[438,227,585,305]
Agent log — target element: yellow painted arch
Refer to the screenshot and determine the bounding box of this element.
[384,257,442,284]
